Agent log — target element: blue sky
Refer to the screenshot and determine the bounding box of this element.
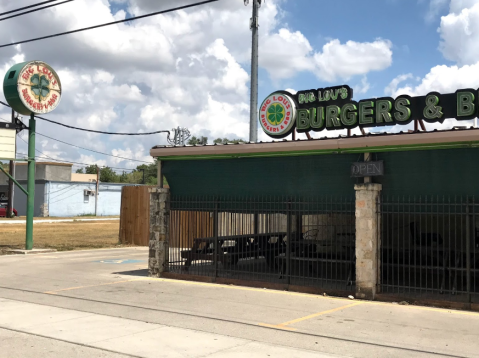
[258,0,451,101]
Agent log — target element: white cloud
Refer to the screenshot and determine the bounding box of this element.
[385,73,415,96]
[392,63,479,96]
[354,76,371,95]
[425,0,449,22]
[313,39,393,82]
[439,1,479,65]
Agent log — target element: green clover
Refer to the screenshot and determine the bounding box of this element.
[267,104,284,125]
[31,74,50,101]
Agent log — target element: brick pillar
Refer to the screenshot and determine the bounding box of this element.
[148,187,170,277]
[355,183,382,300]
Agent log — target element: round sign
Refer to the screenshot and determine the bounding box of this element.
[259,92,297,138]
[3,61,62,116]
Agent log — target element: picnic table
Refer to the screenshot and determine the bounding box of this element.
[276,233,356,286]
[181,232,287,269]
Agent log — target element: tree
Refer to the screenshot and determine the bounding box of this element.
[75,168,84,174]
[187,136,208,145]
[85,165,98,175]
[213,138,246,145]
[99,167,119,183]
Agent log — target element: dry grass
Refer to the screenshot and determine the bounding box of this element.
[0,221,126,254]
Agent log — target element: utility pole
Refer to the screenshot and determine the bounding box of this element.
[246,0,261,143]
[7,109,15,218]
[95,165,99,216]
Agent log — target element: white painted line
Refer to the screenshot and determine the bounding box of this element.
[0,218,120,225]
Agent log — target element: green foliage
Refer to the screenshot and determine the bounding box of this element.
[75,168,84,174]
[213,138,246,145]
[85,165,98,175]
[187,136,208,145]
[99,167,119,183]
[76,159,167,185]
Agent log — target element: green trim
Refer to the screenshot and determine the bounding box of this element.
[156,140,479,161]
[0,164,29,195]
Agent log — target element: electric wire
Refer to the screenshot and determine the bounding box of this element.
[0,0,75,22]
[16,136,137,171]
[0,0,220,49]
[0,101,170,136]
[0,0,60,16]
[36,132,154,164]
[16,150,136,171]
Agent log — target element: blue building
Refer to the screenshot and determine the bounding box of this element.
[0,162,140,217]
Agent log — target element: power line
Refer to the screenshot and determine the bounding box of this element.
[0,0,75,22]
[0,0,220,49]
[0,101,170,136]
[16,136,137,171]
[36,132,154,164]
[0,0,60,16]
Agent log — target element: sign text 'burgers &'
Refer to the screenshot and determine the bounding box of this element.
[260,85,479,138]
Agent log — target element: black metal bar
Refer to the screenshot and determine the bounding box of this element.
[286,200,292,285]
[214,199,219,279]
[466,201,471,303]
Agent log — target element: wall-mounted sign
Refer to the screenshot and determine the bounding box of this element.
[3,61,62,116]
[0,127,16,160]
[260,85,479,138]
[351,161,384,178]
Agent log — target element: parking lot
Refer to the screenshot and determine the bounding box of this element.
[0,247,478,357]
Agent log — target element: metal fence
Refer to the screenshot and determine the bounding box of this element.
[380,196,479,304]
[168,196,355,292]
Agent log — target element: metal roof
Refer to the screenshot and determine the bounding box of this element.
[151,127,479,160]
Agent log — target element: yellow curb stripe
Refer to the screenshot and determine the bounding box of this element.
[139,277,479,317]
[280,302,363,326]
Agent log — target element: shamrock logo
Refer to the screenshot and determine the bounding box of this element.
[30,74,50,101]
[267,104,285,125]
[339,87,348,100]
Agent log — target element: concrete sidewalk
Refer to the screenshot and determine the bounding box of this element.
[1,247,478,357]
[0,298,339,358]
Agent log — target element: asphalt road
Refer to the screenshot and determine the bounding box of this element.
[0,247,478,357]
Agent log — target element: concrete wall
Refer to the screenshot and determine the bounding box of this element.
[71,173,97,182]
[0,163,72,185]
[0,182,47,217]
[46,181,140,217]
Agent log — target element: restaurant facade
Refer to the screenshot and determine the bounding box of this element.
[148,85,479,310]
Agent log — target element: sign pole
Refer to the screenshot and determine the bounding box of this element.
[7,109,14,217]
[26,113,35,250]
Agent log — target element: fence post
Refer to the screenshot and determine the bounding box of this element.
[148,187,170,277]
[355,183,382,300]
[466,201,472,304]
[214,200,219,280]
[286,201,292,285]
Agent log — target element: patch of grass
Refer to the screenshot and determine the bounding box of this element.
[76,213,96,217]
[0,221,128,255]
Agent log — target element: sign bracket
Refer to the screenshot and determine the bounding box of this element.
[0,164,28,196]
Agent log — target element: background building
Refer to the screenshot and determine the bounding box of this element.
[0,162,139,217]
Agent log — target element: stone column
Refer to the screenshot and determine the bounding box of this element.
[355,183,382,300]
[148,187,170,278]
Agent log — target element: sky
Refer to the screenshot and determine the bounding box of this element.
[0,0,478,172]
